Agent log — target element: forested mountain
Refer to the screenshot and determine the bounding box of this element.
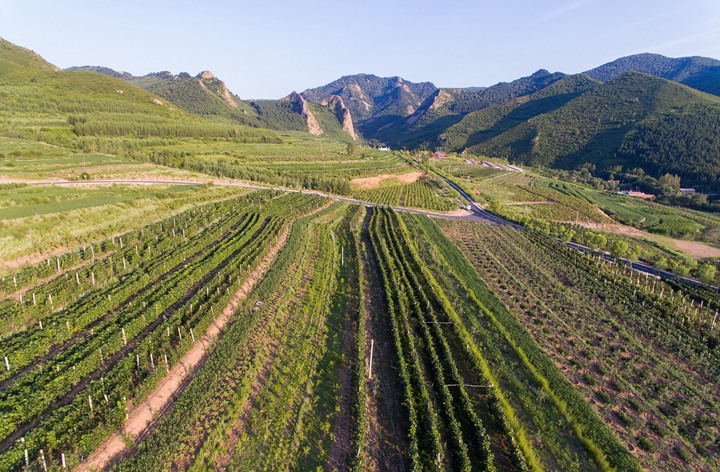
[63,45,720,189]
[333,53,719,150]
[68,66,267,128]
[584,53,720,96]
[465,72,720,190]
[440,74,600,151]
[368,69,567,149]
[68,66,357,140]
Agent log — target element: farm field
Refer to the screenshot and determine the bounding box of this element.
[3,35,720,472]
[440,220,720,471]
[437,160,720,246]
[1,141,718,470]
[0,137,212,183]
[353,174,462,211]
[0,183,246,274]
[10,200,698,471]
[0,191,328,470]
[435,160,720,285]
[435,162,611,224]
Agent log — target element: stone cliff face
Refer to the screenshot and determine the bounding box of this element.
[282,91,323,136]
[322,95,357,140]
[300,74,437,121]
[197,71,239,109]
[405,89,454,125]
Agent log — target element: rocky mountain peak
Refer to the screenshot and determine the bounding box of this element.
[322,95,357,140]
[282,92,323,136]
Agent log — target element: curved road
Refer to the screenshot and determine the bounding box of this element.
[434,173,525,229]
[24,178,491,222]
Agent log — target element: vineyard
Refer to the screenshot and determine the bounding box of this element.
[4,32,720,472]
[0,191,325,470]
[441,220,720,471]
[353,175,461,211]
[1,191,716,471]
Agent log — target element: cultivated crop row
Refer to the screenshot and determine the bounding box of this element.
[110,202,345,471]
[405,214,641,471]
[370,207,518,471]
[0,192,325,471]
[441,220,719,470]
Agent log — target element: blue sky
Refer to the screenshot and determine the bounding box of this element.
[1,0,718,98]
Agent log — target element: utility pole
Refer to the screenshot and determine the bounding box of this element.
[368,339,374,379]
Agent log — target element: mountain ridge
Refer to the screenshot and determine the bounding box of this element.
[68,65,358,141]
[584,53,720,95]
[463,72,720,190]
[11,37,719,189]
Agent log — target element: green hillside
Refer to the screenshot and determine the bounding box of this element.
[468,72,720,190]
[0,39,278,148]
[68,67,264,127]
[0,39,58,74]
[0,38,409,195]
[441,74,599,150]
[131,71,262,126]
[585,53,720,96]
[71,66,358,140]
[371,70,566,149]
[249,99,307,131]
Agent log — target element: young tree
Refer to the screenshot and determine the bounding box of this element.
[696,263,717,284]
[658,173,681,190]
[609,240,629,257]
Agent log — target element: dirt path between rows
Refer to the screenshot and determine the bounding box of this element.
[327,226,360,471]
[360,209,408,471]
[76,202,331,472]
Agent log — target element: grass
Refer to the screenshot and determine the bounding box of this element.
[579,190,720,244]
[0,183,248,273]
[0,137,220,182]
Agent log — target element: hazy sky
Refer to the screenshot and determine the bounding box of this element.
[1,0,718,98]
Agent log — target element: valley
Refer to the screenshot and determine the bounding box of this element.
[0,35,719,472]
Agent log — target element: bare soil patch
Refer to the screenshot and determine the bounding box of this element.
[350,171,424,190]
[578,221,720,259]
[673,239,720,259]
[577,222,647,237]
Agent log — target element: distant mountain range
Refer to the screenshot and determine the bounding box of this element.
[6,37,720,190]
[67,66,360,142]
[298,54,720,189]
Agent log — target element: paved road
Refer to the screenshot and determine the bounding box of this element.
[566,241,719,291]
[24,178,484,221]
[434,172,719,292]
[433,173,525,228]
